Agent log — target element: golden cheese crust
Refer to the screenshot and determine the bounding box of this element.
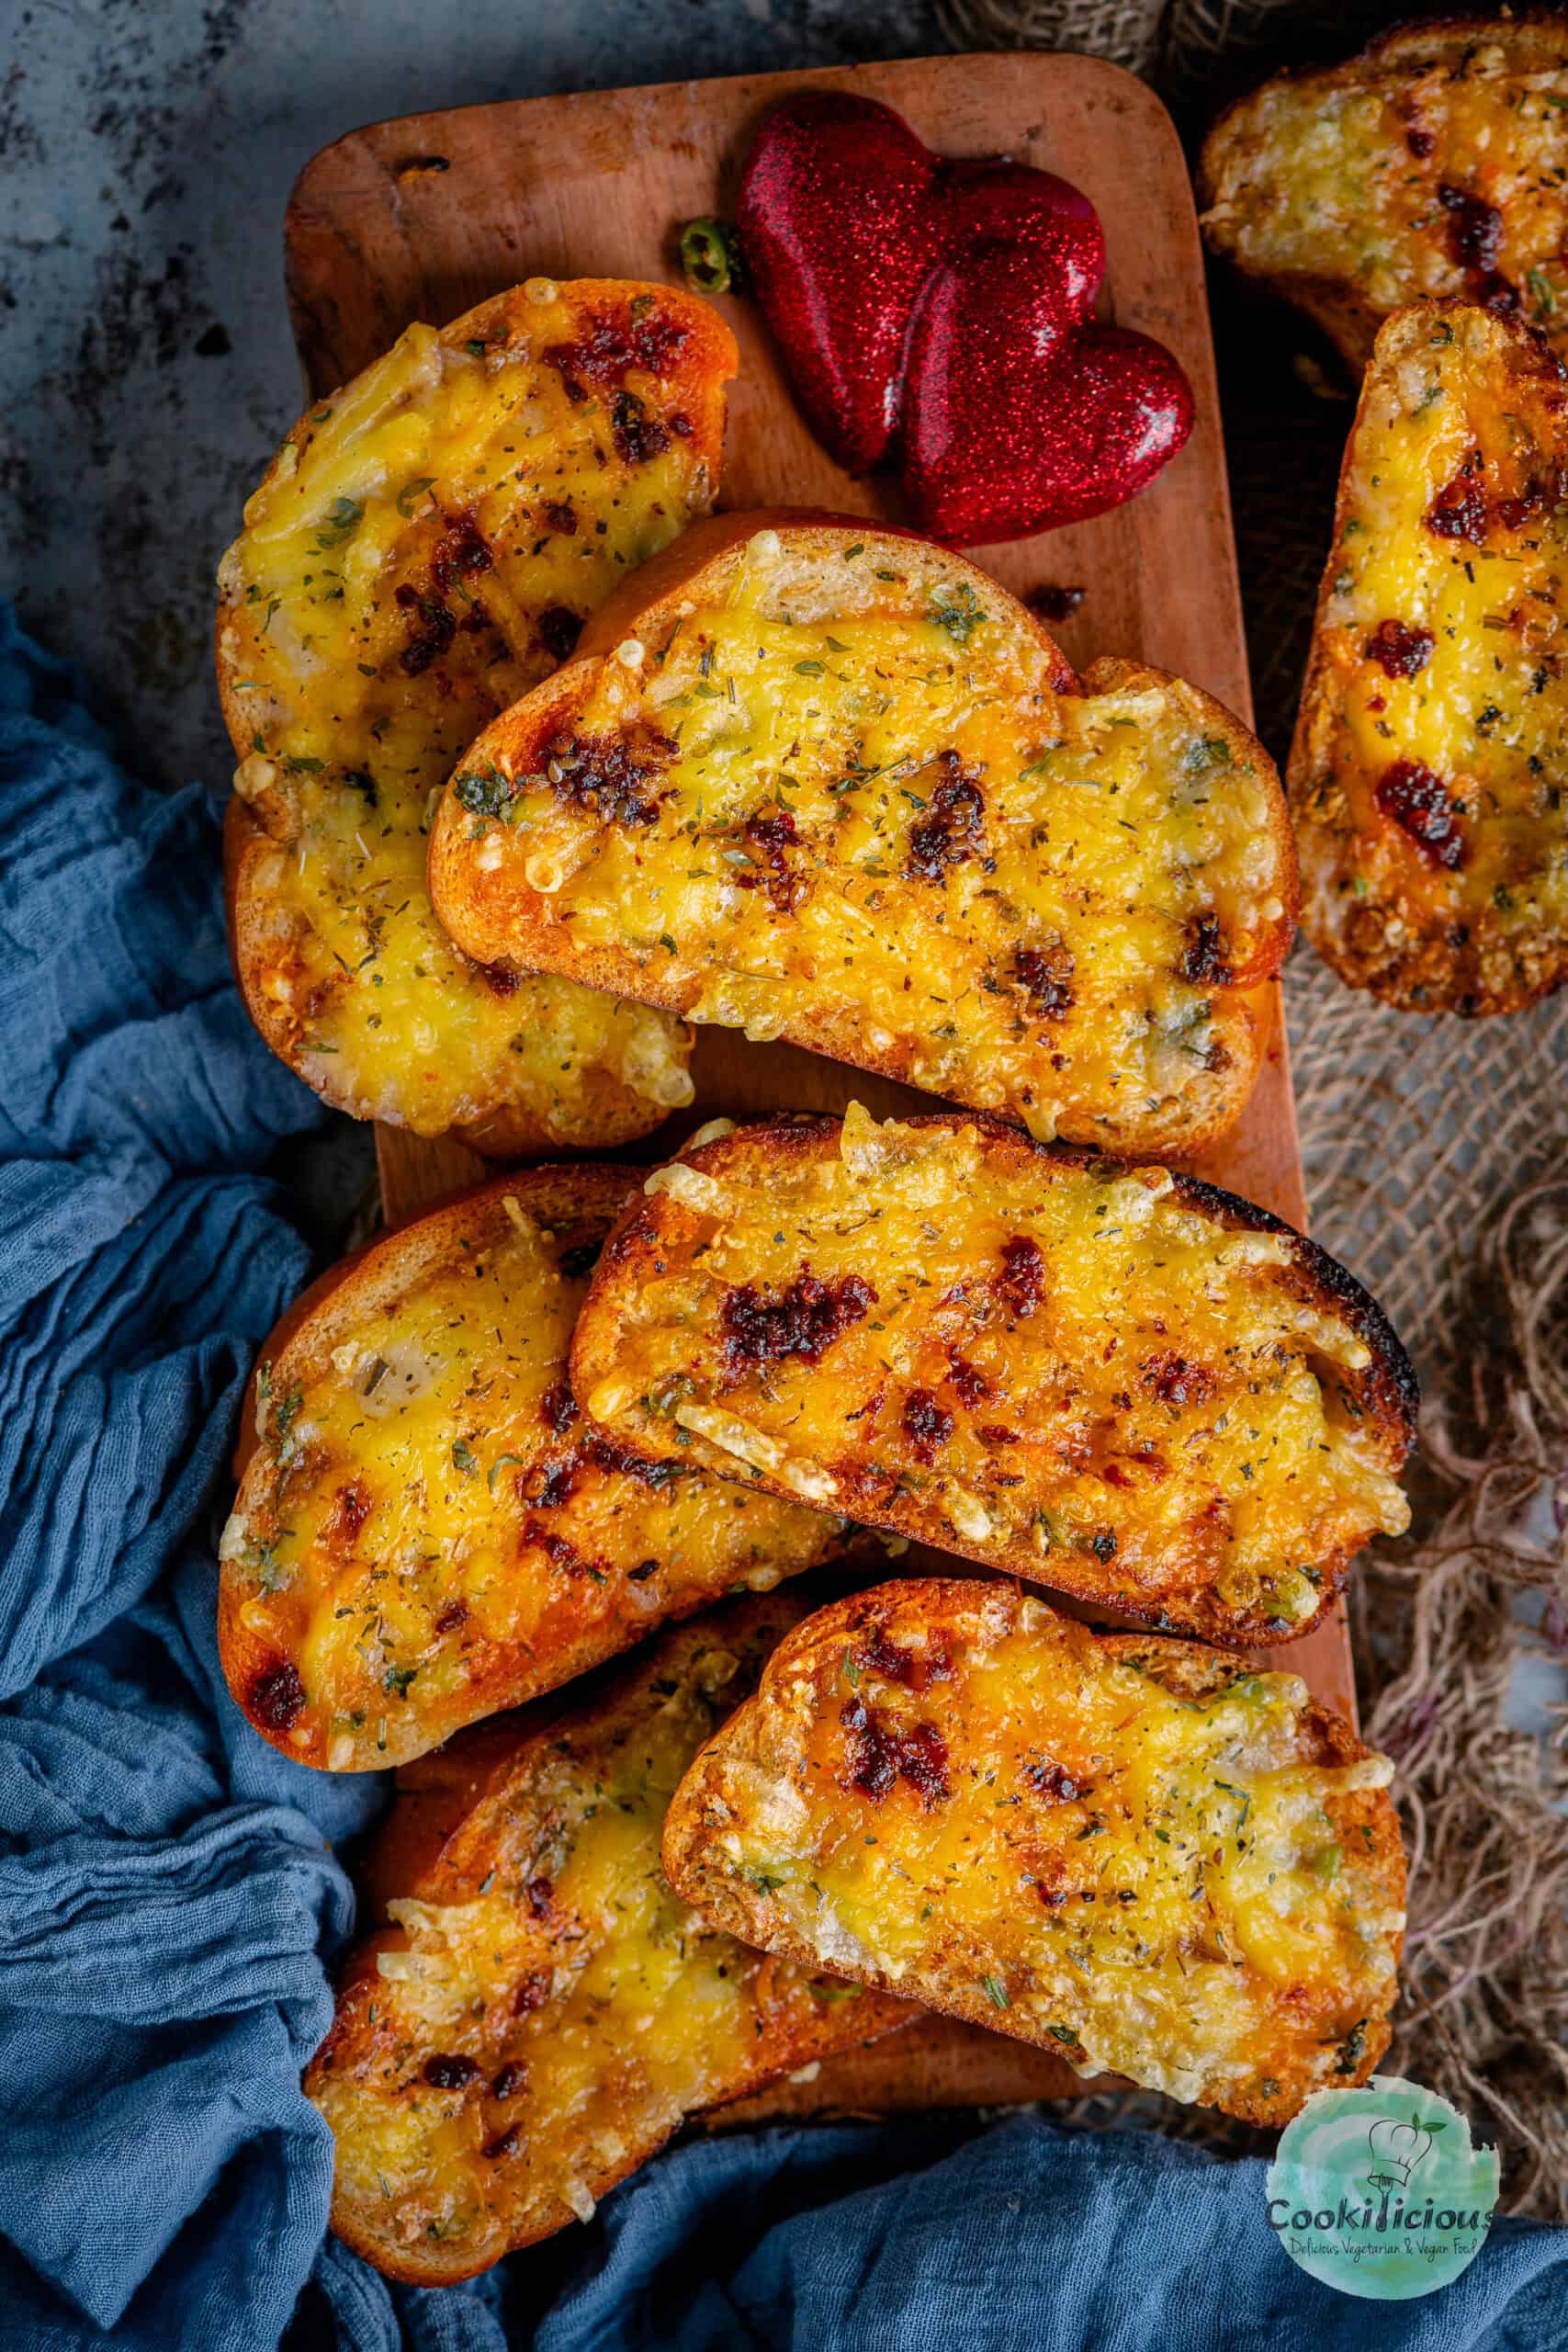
[427,514,1295,1159]
[569,1108,1416,1647]
[663,1579,1406,2126]
[308,1598,909,2283]
[218,1170,848,1770]
[216,278,737,1151]
[1290,300,1568,1013]
[1200,18,1568,375]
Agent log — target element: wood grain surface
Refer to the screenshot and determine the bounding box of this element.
[282,51,1355,2117]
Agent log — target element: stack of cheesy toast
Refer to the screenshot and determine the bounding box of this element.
[213,28,1568,2250]
[1201,17,1568,1013]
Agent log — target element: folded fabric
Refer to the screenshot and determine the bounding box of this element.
[1,603,1564,2352]
[0,609,384,2349]
[310,2113,1567,2352]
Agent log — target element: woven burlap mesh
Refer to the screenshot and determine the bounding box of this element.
[934,0,1568,2213]
[940,0,1168,72]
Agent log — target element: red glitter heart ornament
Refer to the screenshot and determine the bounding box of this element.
[737,92,1193,543]
[901,236,1196,540]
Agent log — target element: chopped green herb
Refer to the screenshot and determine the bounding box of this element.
[249,1540,291,1593]
[1184,736,1232,775]
[396,475,436,518]
[312,496,363,552]
[930,583,986,644]
[454,764,513,818]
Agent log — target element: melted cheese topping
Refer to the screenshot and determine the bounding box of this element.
[677,1586,1404,2120]
[221,1194,841,1769]
[436,528,1290,1154]
[1293,303,1568,1010]
[1202,31,1568,364]
[217,280,722,1142]
[575,1109,1411,1643]
[307,1606,894,2269]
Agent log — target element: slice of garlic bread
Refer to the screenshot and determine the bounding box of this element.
[217,278,736,1150]
[1290,301,1568,1013]
[570,1108,1416,1647]
[428,515,1295,1158]
[219,1170,847,1770]
[663,1578,1405,2125]
[308,1598,909,2282]
[1200,19,1568,375]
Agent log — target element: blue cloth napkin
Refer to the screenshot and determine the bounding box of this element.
[0,601,1563,2351]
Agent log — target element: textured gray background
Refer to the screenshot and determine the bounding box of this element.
[1,0,939,790]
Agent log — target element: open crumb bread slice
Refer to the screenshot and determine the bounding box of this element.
[220,1169,848,1770]
[663,1577,1405,2126]
[307,1596,909,2282]
[428,514,1295,1159]
[1290,300,1568,1012]
[1200,18,1568,376]
[217,278,736,1150]
[569,1107,1416,1647]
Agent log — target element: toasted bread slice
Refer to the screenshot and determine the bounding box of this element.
[1200,20,1568,375]
[570,1108,1416,1646]
[1290,301,1568,1013]
[217,278,737,1150]
[219,1170,849,1770]
[663,1578,1405,2125]
[307,1599,909,2282]
[427,515,1295,1158]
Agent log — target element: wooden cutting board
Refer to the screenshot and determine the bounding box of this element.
[283,51,1355,2117]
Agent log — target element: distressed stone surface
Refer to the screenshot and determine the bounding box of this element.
[1,0,937,787]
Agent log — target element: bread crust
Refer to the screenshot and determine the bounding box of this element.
[1200,17,1568,375]
[219,1167,849,1770]
[1289,299,1568,1012]
[663,1577,1406,2126]
[217,278,735,1150]
[569,1110,1416,1646]
[429,516,1295,1159]
[307,1597,908,2282]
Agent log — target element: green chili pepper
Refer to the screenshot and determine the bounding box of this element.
[680,217,745,297]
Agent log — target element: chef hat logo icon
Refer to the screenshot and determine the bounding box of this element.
[1366,2115,1435,2193]
[1268,2078,1499,2298]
